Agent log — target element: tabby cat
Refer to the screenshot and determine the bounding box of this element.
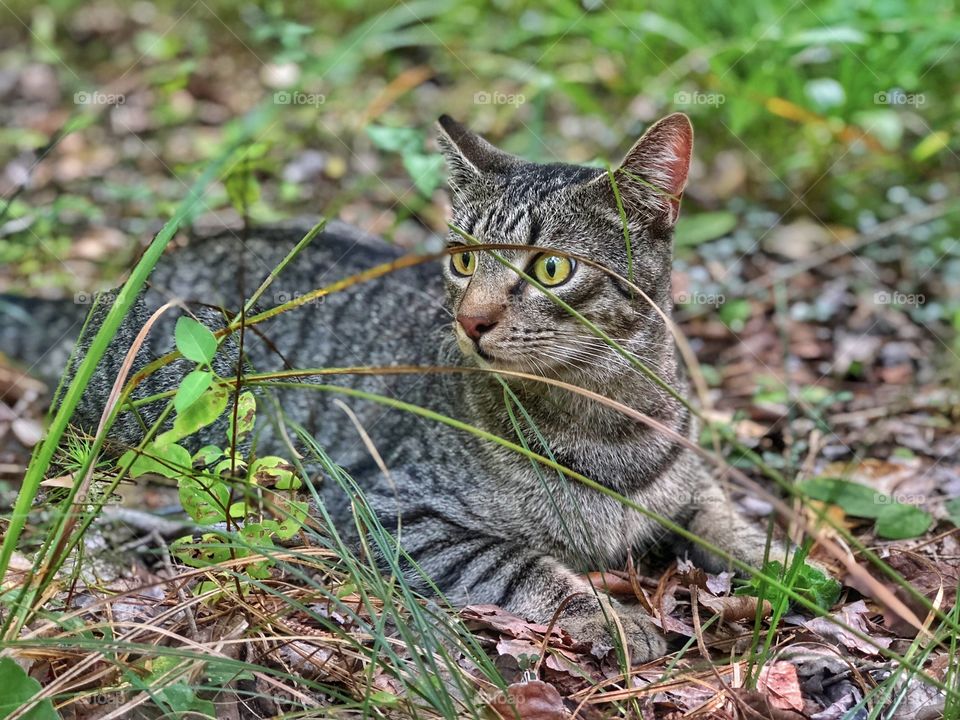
[2,113,784,661]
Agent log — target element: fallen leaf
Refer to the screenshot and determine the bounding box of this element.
[699,593,772,623]
[488,680,570,720]
[462,605,561,641]
[732,689,806,720]
[803,600,892,655]
[757,661,805,712]
[844,554,957,637]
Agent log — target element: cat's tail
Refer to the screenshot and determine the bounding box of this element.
[2,289,242,450]
[0,294,90,386]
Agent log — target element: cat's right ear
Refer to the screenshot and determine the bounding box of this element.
[436,115,518,192]
[596,113,694,227]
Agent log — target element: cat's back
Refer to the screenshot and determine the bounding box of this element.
[142,218,458,471]
[146,218,449,365]
[148,219,437,307]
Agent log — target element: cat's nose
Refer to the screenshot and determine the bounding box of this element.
[457,312,500,341]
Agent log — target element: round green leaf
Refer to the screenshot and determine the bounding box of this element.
[175,316,217,364]
[123,441,192,479]
[946,497,960,527]
[173,370,214,413]
[179,477,229,524]
[250,455,300,489]
[675,211,738,248]
[875,503,933,540]
[160,386,229,445]
[192,445,225,466]
[798,477,888,518]
[0,657,58,720]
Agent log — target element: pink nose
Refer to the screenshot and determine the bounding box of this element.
[457,313,500,341]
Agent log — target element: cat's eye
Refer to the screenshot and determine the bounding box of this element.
[450,250,476,277]
[532,254,575,286]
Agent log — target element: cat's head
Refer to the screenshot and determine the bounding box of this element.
[437,113,692,381]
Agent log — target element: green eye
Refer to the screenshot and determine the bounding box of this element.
[533,254,574,286]
[450,250,476,277]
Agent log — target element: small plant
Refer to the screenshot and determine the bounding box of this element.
[737,558,841,612]
[119,317,308,589]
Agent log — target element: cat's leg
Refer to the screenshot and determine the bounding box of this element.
[399,527,666,662]
[684,478,791,573]
[511,557,667,662]
[363,474,666,662]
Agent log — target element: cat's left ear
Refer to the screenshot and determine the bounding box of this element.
[436,115,519,193]
[606,113,693,226]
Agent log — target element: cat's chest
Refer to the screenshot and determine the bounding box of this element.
[488,443,675,567]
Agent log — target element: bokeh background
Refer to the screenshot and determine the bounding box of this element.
[1,0,958,473]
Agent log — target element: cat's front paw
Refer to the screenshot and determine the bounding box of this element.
[557,597,666,664]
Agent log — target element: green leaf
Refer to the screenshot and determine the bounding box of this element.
[250,456,300,489]
[213,455,247,477]
[227,391,257,445]
[240,522,271,545]
[173,370,214,413]
[794,562,842,610]
[737,560,841,611]
[160,386,229,445]
[946,497,960,527]
[675,211,737,248]
[192,445,225,466]
[175,316,217,364]
[798,477,888,518]
[0,657,58,720]
[224,170,261,213]
[155,682,216,717]
[369,690,402,707]
[718,298,751,329]
[365,124,421,153]
[122,442,192,479]
[172,533,232,567]
[273,500,308,540]
[875,503,933,540]
[912,131,949,162]
[402,153,445,196]
[204,660,253,685]
[179,477,230,524]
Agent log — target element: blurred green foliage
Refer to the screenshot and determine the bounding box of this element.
[0,0,957,301]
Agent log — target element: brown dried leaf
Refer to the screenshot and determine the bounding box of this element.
[757,662,804,712]
[698,593,772,623]
[803,599,892,655]
[845,554,956,637]
[732,689,806,720]
[462,605,561,641]
[488,680,570,720]
[583,571,634,597]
